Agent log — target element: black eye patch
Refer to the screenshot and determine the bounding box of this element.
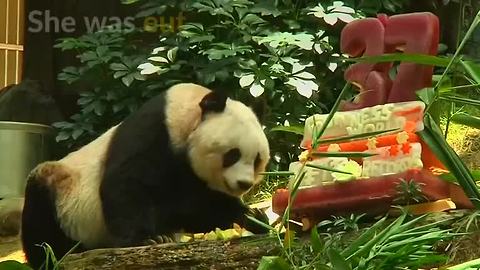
[254,153,261,169]
[223,148,241,168]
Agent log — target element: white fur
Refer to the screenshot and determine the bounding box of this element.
[188,98,270,197]
[54,125,118,248]
[39,83,269,248]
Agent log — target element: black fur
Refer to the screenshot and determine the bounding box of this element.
[21,175,83,269]
[21,89,268,268]
[199,91,227,116]
[100,91,265,247]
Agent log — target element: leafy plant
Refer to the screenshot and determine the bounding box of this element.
[53,28,160,149]
[53,0,413,167]
[393,179,429,206]
[260,213,454,270]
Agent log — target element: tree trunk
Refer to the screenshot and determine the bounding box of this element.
[60,235,281,270]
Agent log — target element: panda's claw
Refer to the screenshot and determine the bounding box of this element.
[143,234,175,246]
[154,235,174,243]
[143,239,158,245]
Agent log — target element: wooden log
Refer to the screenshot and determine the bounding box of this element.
[60,235,281,270]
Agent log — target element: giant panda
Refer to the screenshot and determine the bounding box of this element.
[21,83,271,269]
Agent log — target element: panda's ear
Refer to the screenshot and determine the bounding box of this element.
[199,91,228,115]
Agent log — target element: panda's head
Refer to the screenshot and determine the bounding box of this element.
[180,87,270,198]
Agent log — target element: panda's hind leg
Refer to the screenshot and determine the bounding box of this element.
[21,162,81,269]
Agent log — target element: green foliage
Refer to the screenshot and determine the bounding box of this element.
[317,214,365,232]
[393,179,429,206]
[257,256,292,270]
[259,213,453,270]
[53,28,160,149]
[0,261,32,270]
[53,0,409,168]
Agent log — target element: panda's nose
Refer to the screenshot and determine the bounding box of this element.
[236,180,253,191]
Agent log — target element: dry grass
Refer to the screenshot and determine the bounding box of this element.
[445,122,480,169]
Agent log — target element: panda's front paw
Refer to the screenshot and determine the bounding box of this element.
[142,234,175,246]
[244,207,270,234]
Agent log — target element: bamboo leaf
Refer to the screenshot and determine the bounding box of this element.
[461,60,480,84]
[306,163,353,175]
[245,215,276,232]
[440,170,480,182]
[345,53,450,67]
[259,171,295,176]
[311,83,351,149]
[316,128,400,145]
[280,170,307,229]
[439,94,480,107]
[311,152,377,158]
[269,125,304,135]
[419,114,480,208]
[346,214,406,260]
[451,113,480,129]
[434,9,480,91]
[447,258,480,270]
[341,215,387,258]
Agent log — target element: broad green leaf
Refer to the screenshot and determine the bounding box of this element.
[121,0,141,5]
[0,261,33,270]
[249,83,265,97]
[121,74,135,87]
[451,113,480,129]
[416,87,436,106]
[250,0,282,17]
[269,125,304,136]
[56,131,71,142]
[310,226,324,253]
[72,129,84,140]
[138,63,161,75]
[345,53,450,67]
[110,63,128,71]
[148,56,169,63]
[240,74,255,88]
[286,77,318,98]
[114,71,130,80]
[167,47,178,62]
[295,71,316,79]
[257,256,291,270]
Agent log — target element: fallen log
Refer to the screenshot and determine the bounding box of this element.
[60,235,281,270]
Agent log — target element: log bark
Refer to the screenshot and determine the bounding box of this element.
[60,235,281,270]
